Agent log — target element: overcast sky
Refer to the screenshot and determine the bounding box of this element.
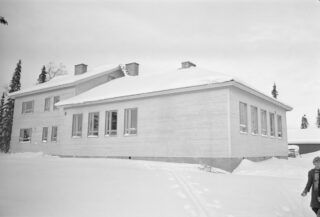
[0,0,319,129]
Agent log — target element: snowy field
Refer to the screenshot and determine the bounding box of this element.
[0,152,318,217]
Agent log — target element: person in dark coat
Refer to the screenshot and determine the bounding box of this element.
[302,156,320,216]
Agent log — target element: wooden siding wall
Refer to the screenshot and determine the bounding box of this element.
[10,87,75,152]
[229,86,288,158]
[52,88,230,158]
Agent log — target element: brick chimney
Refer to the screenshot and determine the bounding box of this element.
[74,63,88,75]
[125,62,139,76]
[181,61,196,69]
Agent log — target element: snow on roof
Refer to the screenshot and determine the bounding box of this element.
[288,127,320,144]
[56,67,234,107]
[9,64,122,98]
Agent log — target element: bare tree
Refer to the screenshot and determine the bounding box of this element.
[46,62,68,80]
[0,16,8,25]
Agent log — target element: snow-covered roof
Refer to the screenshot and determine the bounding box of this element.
[56,66,292,111]
[9,64,122,98]
[288,127,320,144]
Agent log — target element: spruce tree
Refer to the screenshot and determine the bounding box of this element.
[317,109,320,128]
[301,114,309,129]
[272,83,278,99]
[37,66,47,84]
[0,93,5,151]
[2,60,22,152]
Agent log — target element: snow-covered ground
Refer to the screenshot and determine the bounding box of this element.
[0,152,318,217]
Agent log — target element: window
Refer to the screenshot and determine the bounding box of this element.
[19,128,32,142]
[251,106,258,134]
[42,127,48,142]
[44,97,50,111]
[22,101,34,113]
[277,115,283,138]
[88,112,99,136]
[269,113,275,137]
[51,126,58,142]
[239,102,248,133]
[105,110,117,136]
[72,114,83,137]
[124,108,138,135]
[261,109,268,136]
[53,96,60,110]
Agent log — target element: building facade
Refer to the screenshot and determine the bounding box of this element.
[9,62,292,171]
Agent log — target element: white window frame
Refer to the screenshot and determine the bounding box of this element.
[269,112,275,137]
[277,115,283,138]
[72,114,83,138]
[51,126,58,142]
[19,128,32,143]
[53,96,60,110]
[251,106,258,135]
[261,109,268,136]
[44,97,50,111]
[42,127,48,142]
[105,110,118,136]
[239,102,248,133]
[124,108,138,136]
[88,112,99,137]
[22,101,34,114]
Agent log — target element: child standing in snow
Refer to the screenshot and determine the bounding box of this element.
[302,156,320,216]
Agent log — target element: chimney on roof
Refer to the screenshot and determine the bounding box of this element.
[125,62,139,76]
[74,63,88,75]
[181,61,196,69]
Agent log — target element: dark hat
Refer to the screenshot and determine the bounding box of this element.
[313,156,320,164]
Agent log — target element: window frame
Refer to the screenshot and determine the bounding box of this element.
[250,105,259,135]
[72,114,83,138]
[51,126,58,142]
[19,128,32,143]
[124,108,138,136]
[260,109,268,136]
[105,110,118,136]
[22,101,34,114]
[88,112,99,137]
[269,112,276,137]
[44,97,50,112]
[53,96,60,110]
[42,127,48,142]
[239,102,248,133]
[277,115,283,138]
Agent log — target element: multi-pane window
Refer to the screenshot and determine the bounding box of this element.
[19,128,32,142]
[239,102,248,133]
[277,115,283,138]
[261,109,268,136]
[53,96,60,110]
[42,127,48,142]
[88,112,99,136]
[72,114,83,137]
[105,110,117,136]
[51,126,58,142]
[44,97,50,111]
[251,106,258,134]
[22,101,34,113]
[269,113,275,137]
[124,108,138,135]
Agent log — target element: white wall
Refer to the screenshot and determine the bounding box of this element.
[55,88,230,158]
[229,86,288,158]
[10,87,75,152]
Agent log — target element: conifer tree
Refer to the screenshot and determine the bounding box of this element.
[0,93,5,151]
[317,109,320,128]
[37,66,47,84]
[272,83,278,99]
[2,60,22,152]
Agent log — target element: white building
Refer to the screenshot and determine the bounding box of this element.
[9,61,292,171]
